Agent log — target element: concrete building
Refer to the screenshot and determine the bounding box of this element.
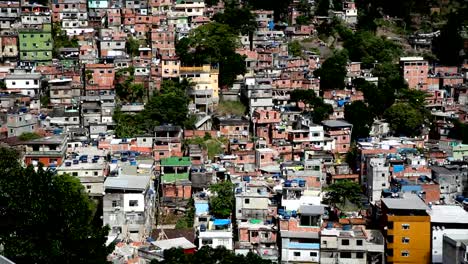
[381,196,431,264]
[429,205,468,263]
[320,227,385,264]
[400,57,429,90]
[198,218,233,250]
[431,165,467,204]
[104,158,155,243]
[6,112,37,137]
[18,24,53,65]
[367,157,390,203]
[4,71,42,97]
[322,120,352,154]
[23,134,68,168]
[442,234,468,264]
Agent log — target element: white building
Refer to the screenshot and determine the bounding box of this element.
[429,205,468,263]
[366,157,390,203]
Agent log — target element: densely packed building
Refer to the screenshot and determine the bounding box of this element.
[1,0,468,263]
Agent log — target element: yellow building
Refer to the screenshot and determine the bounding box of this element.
[381,197,431,264]
[180,65,219,113]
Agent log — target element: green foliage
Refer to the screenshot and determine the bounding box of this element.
[176,22,247,87]
[185,136,227,160]
[288,40,303,57]
[114,80,192,138]
[245,0,292,22]
[433,12,466,65]
[0,147,111,263]
[0,80,6,89]
[216,100,246,116]
[383,102,424,137]
[126,37,140,57]
[345,144,359,172]
[448,120,468,144]
[213,6,257,35]
[18,132,42,141]
[343,31,402,67]
[115,67,145,102]
[289,90,333,123]
[324,180,362,208]
[175,198,195,229]
[52,22,79,57]
[314,50,348,90]
[153,246,274,264]
[344,101,374,140]
[209,181,234,218]
[40,94,50,107]
[315,0,330,16]
[296,15,311,25]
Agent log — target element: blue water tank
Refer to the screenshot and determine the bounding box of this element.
[243,176,251,182]
[291,210,297,217]
[200,224,206,232]
[65,161,72,167]
[343,225,351,230]
[121,157,128,162]
[111,159,118,164]
[298,180,306,187]
[284,180,292,187]
[73,160,79,164]
[278,209,285,215]
[456,195,465,203]
[130,160,137,166]
[326,222,333,229]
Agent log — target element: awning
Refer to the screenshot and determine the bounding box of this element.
[213,219,231,226]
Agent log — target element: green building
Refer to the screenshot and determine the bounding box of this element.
[18,24,53,64]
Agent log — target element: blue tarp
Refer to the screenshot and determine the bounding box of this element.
[337,99,347,107]
[213,219,231,226]
[195,203,209,216]
[401,185,422,193]
[393,165,404,173]
[288,242,320,250]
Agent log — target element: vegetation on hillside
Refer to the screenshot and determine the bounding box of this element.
[0,147,111,263]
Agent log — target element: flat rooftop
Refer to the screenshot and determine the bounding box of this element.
[429,205,468,224]
[382,196,428,211]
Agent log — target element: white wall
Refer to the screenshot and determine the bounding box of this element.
[123,193,145,212]
[433,228,468,263]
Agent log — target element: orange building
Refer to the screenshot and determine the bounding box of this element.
[381,197,431,264]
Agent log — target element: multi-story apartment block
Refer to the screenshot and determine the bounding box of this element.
[400,57,429,90]
[367,157,390,203]
[18,24,53,65]
[381,196,431,264]
[6,112,37,137]
[320,227,385,264]
[23,134,68,168]
[322,119,352,154]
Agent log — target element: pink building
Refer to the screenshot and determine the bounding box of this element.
[322,120,352,154]
[400,57,429,90]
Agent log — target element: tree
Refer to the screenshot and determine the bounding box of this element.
[209,181,234,218]
[290,90,333,123]
[315,0,330,16]
[52,22,79,57]
[344,101,374,140]
[115,67,145,102]
[448,119,468,144]
[383,102,424,137]
[0,147,111,263]
[153,246,274,264]
[324,180,362,208]
[126,37,140,57]
[433,12,465,65]
[314,50,348,90]
[176,22,246,87]
[288,40,303,57]
[18,132,42,141]
[245,0,292,22]
[113,80,192,138]
[212,6,257,35]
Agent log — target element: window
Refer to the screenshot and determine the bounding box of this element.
[86,185,92,189]
[245,198,250,204]
[251,231,258,237]
[112,200,120,207]
[94,172,98,176]
[293,252,300,257]
[401,251,409,257]
[72,172,78,176]
[340,252,351,258]
[356,252,364,259]
[387,235,393,243]
[356,240,363,246]
[402,237,410,244]
[402,224,410,230]
[341,239,350,245]
[310,252,317,257]
[129,200,139,207]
